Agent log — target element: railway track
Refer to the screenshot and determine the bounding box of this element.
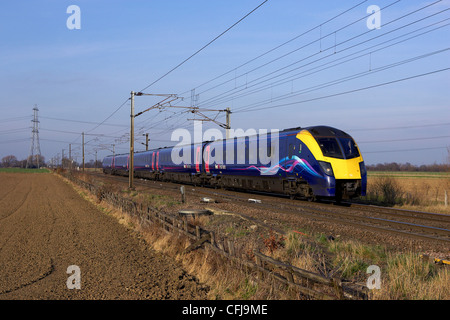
[82,171,450,246]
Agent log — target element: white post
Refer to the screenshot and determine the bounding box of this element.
[445,190,448,207]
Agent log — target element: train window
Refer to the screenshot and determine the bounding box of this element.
[317,137,344,159]
[288,144,294,158]
[338,137,360,159]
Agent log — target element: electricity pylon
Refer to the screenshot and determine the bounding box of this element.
[26,105,42,168]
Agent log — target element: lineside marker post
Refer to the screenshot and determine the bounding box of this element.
[180,186,186,203]
[445,190,448,207]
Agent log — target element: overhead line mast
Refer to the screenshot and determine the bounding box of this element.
[128,92,231,189]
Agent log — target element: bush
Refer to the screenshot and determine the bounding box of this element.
[370,177,404,206]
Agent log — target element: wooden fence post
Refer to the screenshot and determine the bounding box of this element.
[254,250,264,279]
[184,216,188,233]
[196,226,201,239]
[227,239,235,257]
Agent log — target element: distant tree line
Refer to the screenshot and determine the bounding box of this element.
[366,162,449,172]
[0,155,46,168]
[1,154,101,169]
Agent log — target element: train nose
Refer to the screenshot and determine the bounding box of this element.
[331,158,362,180]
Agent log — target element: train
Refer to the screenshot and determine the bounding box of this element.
[102,125,367,202]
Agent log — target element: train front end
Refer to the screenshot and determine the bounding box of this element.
[297,126,367,201]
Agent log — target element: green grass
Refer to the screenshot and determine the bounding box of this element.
[0,167,50,173]
[367,171,450,179]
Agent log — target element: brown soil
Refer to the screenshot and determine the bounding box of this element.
[0,172,208,300]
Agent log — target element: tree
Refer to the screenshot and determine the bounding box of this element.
[1,155,18,167]
[26,155,46,168]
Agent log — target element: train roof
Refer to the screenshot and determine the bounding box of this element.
[304,126,352,138]
[104,125,352,158]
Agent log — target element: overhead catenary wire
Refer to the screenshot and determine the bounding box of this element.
[233,67,450,113]
[40,116,128,128]
[193,0,405,105]
[349,122,450,131]
[233,46,450,113]
[363,146,448,154]
[197,3,449,110]
[68,2,270,152]
[201,17,450,110]
[178,0,373,97]
[139,0,269,93]
[359,135,450,144]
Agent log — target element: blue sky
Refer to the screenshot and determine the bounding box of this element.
[0,0,449,166]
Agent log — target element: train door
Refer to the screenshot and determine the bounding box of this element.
[204,144,211,174]
[151,152,155,171]
[156,151,160,171]
[287,141,296,176]
[194,145,201,174]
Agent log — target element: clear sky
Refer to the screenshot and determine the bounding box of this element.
[0,0,449,166]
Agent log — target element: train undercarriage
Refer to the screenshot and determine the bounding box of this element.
[104,169,362,202]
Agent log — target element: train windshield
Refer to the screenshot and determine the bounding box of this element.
[308,126,360,159]
[317,137,360,159]
[338,137,360,159]
[317,137,344,159]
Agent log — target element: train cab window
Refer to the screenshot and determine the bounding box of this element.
[338,137,360,159]
[317,137,344,159]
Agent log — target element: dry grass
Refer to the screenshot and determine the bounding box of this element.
[363,174,450,214]
[371,252,450,300]
[266,232,450,300]
[136,219,292,300]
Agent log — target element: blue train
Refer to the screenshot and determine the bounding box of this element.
[102,126,367,201]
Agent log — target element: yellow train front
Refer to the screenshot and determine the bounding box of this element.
[292,126,367,201]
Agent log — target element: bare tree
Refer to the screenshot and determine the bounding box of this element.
[1,155,18,167]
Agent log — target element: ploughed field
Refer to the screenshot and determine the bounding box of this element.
[0,172,208,299]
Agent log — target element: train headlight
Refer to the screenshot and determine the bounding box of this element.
[359,161,366,176]
[318,161,334,176]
